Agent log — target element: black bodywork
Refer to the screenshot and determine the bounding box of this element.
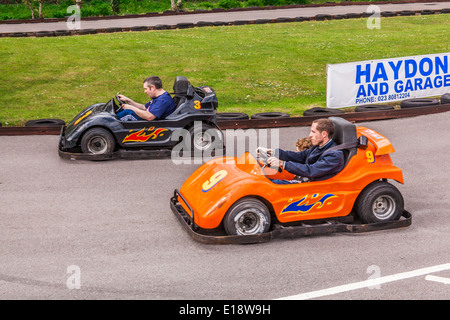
[59,76,221,156]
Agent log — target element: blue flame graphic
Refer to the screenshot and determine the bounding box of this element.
[281,193,337,214]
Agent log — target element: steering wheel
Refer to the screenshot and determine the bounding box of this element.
[115,95,125,113]
[258,149,270,167]
[257,149,282,173]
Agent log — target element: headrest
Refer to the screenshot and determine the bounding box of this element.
[329,117,357,145]
[173,76,190,95]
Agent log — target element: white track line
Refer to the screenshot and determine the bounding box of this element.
[425,275,450,285]
[277,263,450,300]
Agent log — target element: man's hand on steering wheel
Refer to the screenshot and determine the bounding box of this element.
[256,147,282,172]
[268,157,284,170]
[256,147,273,158]
[116,94,127,106]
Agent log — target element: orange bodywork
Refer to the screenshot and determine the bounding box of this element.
[178,126,404,230]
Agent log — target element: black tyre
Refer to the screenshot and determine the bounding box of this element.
[255,19,271,24]
[400,98,439,108]
[35,31,55,37]
[315,14,332,21]
[153,24,171,30]
[355,181,404,224]
[80,128,115,155]
[130,26,148,32]
[216,112,249,121]
[303,107,344,116]
[25,118,65,127]
[224,198,271,236]
[251,112,290,119]
[355,104,395,112]
[197,21,214,27]
[440,93,450,104]
[177,23,194,29]
[78,29,97,35]
[55,29,71,36]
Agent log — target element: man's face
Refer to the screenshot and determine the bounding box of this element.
[309,123,327,147]
[144,83,156,98]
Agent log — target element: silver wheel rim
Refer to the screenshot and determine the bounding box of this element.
[193,131,213,151]
[233,209,267,235]
[372,195,396,220]
[88,136,108,154]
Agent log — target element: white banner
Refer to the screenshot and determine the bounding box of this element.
[326,52,450,108]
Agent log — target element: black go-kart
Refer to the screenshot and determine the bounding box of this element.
[58,76,224,160]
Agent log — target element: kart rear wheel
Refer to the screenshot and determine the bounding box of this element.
[355,181,404,224]
[188,123,222,153]
[224,198,271,236]
[80,128,115,155]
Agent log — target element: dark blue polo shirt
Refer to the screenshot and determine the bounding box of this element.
[144,91,176,120]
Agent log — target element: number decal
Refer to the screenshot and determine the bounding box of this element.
[194,100,201,109]
[366,151,375,163]
[202,170,228,192]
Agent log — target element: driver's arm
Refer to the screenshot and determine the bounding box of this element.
[118,95,146,110]
[123,105,156,121]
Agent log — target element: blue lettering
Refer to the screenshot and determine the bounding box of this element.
[388,60,403,80]
[394,80,403,93]
[405,59,417,78]
[444,74,450,87]
[435,56,448,75]
[368,83,378,96]
[405,79,414,92]
[380,82,389,94]
[372,63,388,82]
[423,77,433,89]
[356,64,371,84]
[356,84,367,98]
[419,58,433,76]
[434,76,442,88]
[414,78,423,90]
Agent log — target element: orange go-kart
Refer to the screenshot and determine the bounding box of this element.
[170,117,411,244]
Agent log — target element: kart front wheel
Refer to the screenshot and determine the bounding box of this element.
[224,198,271,236]
[355,181,404,224]
[80,128,115,155]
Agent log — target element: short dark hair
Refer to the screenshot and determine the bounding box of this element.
[312,118,334,137]
[143,76,163,89]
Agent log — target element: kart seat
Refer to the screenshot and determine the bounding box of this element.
[173,76,194,108]
[329,117,358,166]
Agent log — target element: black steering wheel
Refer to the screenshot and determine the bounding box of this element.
[258,148,270,167]
[115,95,125,113]
[257,149,282,173]
[115,94,125,106]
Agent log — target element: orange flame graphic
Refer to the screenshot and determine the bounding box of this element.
[122,127,167,143]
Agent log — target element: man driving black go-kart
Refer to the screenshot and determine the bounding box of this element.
[116,76,176,122]
[58,76,223,160]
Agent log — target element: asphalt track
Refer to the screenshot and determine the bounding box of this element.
[0,1,449,33]
[1,112,449,301]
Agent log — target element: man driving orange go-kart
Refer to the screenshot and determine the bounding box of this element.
[257,118,345,185]
[171,117,410,243]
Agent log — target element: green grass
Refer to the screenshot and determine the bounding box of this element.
[1,15,449,126]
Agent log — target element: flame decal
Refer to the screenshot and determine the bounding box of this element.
[280,193,337,215]
[122,127,168,143]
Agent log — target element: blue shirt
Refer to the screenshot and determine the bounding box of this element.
[144,91,176,120]
[275,139,345,181]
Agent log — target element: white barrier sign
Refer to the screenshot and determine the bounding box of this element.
[326,53,450,108]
